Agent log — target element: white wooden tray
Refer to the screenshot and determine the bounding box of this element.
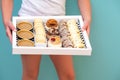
[12,16,92,55]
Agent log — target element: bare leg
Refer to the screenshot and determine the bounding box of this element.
[21,55,41,80]
[50,55,75,80]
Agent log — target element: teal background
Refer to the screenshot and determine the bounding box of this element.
[0,0,120,80]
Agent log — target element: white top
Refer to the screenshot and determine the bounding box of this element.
[18,0,66,16]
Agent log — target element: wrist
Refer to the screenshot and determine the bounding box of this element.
[3,20,11,27]
[2,15,12,27]
[83,16,91,22]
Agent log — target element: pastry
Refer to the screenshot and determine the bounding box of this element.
[34,34,47,47]
[35,34,46,43]
[34,18,43,23]
[35,27,46,35]
[34,18,46,34]
[48,35,62,48]
[17,21,33,30]
[34,18,44,31]
[17,30,34,39]
[45,19,59,35]
[17,39,34,46]
[34,18,47,47]
[46,19,58,28]
[59,20,73,48]
[67,19,85,48]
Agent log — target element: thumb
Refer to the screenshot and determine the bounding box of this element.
[6,27,12,43]
[82,23,87,30]
[82,21,88,31]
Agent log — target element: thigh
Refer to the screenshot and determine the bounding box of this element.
[50,55,74,75]
[21,55,42,73]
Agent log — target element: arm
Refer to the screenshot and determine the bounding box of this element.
[2,0,15,43]
[78,0,91,36]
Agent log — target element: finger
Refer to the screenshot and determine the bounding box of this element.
[82,23,87,31]
[87,26,90,37]
[6,27,12,43]
[8,21,16,31]
[82,21,89,31]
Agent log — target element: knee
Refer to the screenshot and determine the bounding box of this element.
[23,69,39,79]
[59,71,75,80]
[66,72,75,80]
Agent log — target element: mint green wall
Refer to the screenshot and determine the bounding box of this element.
[0,0,120,80]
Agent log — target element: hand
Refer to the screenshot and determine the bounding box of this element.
[82,20,91,37]
[4,21,16,43]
